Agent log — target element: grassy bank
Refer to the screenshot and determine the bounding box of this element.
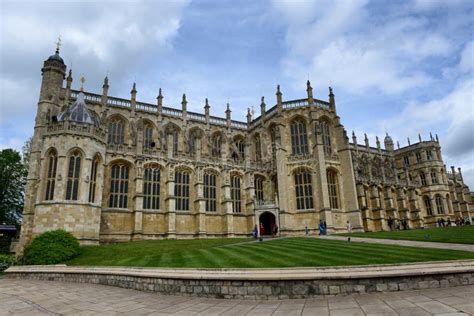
[67,237,474,268]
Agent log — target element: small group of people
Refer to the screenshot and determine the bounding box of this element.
[454,216,471,226]
[436,217,451,227]
[253,222,279,239]
[387,216,409,231]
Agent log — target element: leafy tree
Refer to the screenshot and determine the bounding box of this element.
[0,148,27,226]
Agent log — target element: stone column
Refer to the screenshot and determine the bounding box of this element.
[195,167,206,237]
[222,170,234,236]
[165,165,176,238]
[133,160,144,240]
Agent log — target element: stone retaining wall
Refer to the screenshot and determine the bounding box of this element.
[5,261,474,300]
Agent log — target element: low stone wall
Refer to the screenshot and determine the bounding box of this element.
[5,260,474,299]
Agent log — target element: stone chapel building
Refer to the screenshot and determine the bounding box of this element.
[17,48,474,248]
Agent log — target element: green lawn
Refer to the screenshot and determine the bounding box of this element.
[340,226,474,244]
[66,237,474,268]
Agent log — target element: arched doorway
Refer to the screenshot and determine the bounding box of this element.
[259,212,276,236]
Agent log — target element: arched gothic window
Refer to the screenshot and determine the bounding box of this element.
[231,175,242,213]
[431,170,439,184]
[88,156,99,203]
[327,169,339,209]
[109,164,129,208]
[167,129,178,155]
[211,133,222,157]
[143,167,160,210]
[66,151,81,200]
[435,194,444,214]
[321,121,332,156]
[420,171,427,186]
[108,118,125,145]
[188,130,201,157]
[232,138,245,161]
[44,149,58,201]
[143,124,153,149]
[255,176,264,202]
[423,196,433,216]
[255,135,262,161]
[294,169,313,210]
[290,119,309,155]
[204,173,217,212]
[175,170,190,211]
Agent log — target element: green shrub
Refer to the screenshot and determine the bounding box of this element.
[23,230,80,265]
[0,254,16,271]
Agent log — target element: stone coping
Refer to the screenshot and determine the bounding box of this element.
[6,260,474,281]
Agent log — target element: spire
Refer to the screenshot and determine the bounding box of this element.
[397,141,400,149]
[55,35,61,54]
[376,136,381,150]
[306,80,314,105]
[226,103,231,127]
[458,167,464,183]
[418,133,422,142]
[430,132,433,140]
[156,88,163,113]
[101,75,109,105]
[247,107,252,125]
[276,84,283,113]
[66,69,73,89]
[204,98,210,118]
[157,88,163,100]
[329,86,336,111]
[407,137,411,145]
[130,82,137,104]
[79,76,85,92]
[364,133,369,148]
[260,96,266,115]
[435,134,439,142]
[181,93,187,113]
[352,131,357,144]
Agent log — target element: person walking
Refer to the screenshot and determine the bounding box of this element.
[305,226,309,237]
[318,220,324,236]
[346,220,352,242]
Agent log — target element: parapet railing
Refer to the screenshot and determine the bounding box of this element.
[45,121,106,141]
[70,90,332,131]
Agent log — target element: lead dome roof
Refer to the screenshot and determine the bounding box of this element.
[58,92,99,127]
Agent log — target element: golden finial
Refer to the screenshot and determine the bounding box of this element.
[55,35,62,54]
[80,76,85,91]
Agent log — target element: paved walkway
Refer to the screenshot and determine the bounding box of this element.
[1,279,473,315]
[320,235,474,252]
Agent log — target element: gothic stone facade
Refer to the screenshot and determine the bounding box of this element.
[17,51,474,248]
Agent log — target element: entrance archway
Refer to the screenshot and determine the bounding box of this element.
[259,212,276,236]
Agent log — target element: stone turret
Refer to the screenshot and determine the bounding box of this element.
[40,43,66,102]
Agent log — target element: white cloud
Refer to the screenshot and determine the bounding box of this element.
[0,0,190,151]
[272,0,457,94]
[458,41,474,74]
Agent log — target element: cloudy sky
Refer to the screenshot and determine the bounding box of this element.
[0,0,473,187]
